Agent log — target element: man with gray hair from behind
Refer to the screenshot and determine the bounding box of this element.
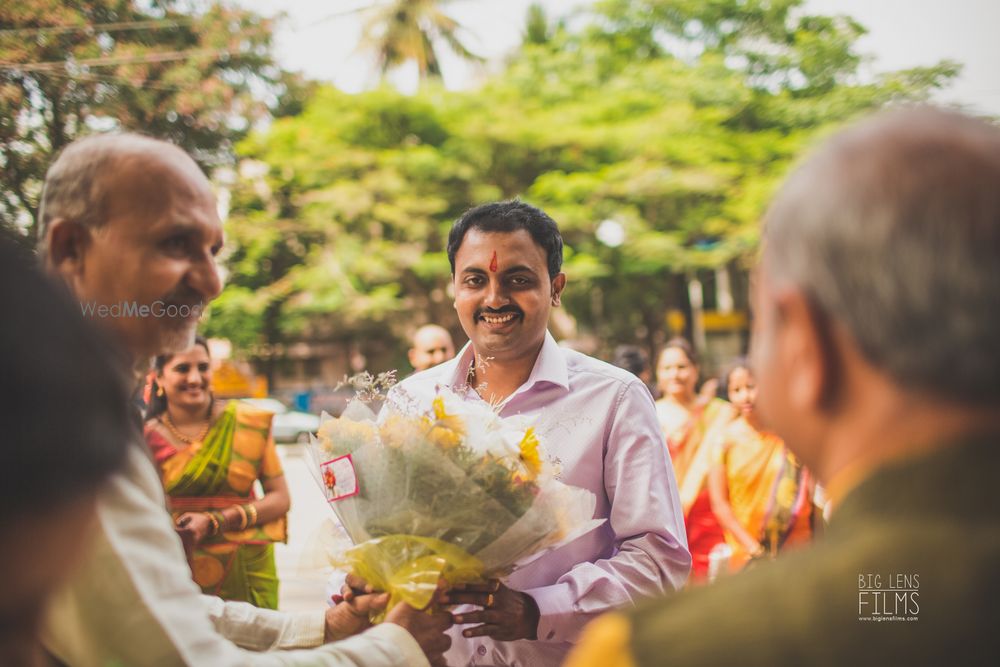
[565,106,1000,666]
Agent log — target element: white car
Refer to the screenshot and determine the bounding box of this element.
[241,398,321,444]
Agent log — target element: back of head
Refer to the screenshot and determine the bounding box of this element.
[763,107,1000,405]
[613,345,650,377]
[0,232,131,519]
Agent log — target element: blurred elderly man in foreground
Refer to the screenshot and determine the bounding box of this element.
[565,107,1000,665]
[38,133,451,667]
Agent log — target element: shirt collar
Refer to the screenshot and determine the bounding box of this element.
[446,331,570,394]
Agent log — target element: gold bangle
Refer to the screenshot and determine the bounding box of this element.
[244,503,258,528]
[234,504,249,531]
[203,512,220,536]
[211,511,226,534]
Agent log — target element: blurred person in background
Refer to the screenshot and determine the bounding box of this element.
[653,338,736,582]
[612,345,654,396]
[408,324,456,373]
[145,336,290,609]
[566,107,1000,666]
[708,359,815,572]
[0,234,131,667]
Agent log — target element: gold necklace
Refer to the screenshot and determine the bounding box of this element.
[161,411,211,445]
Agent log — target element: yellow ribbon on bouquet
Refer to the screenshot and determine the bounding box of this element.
[337,534,485,621]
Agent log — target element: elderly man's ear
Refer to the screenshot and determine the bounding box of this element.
[45,219,91,279]
[773,289,843,416]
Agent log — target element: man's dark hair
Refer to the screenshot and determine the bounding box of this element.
[0,232,131,519]
[447,200,564,279]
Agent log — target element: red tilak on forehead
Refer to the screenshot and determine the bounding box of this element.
[489,250,498,272]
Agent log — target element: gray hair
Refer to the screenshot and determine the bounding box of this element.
[37,133,180,255]
[763,107,1000,404]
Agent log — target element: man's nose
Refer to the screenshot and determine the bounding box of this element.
[190,252,223,301]
[483,280,509,308]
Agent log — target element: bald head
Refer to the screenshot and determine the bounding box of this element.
[38,134,209,257]
[38,133,223,360]
[409,324,456,372]
[763,107,1000,404]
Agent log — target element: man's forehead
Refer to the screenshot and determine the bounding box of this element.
[415,328,451,347]
[456,229,546,268]
[104,158,218,227]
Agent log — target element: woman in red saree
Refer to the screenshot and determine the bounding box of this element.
[709,360,815,571]
[654,338,735,583]
[144,337,291,608]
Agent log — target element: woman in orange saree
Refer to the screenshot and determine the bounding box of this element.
[708,360,814,571]
[143,338,290,608]
[654,338,735,583]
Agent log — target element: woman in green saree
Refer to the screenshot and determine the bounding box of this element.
[143,337,291,609]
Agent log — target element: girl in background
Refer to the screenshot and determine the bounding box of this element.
[708,359,815,571]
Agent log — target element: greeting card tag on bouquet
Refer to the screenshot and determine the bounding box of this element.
[320,454,360,502]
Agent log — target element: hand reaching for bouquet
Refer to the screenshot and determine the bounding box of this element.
[334,574,454,666]
[324,583,389,641]
[447,580,540,642]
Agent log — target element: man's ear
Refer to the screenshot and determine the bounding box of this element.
[551,273,567,306]
[46,218,91,281]
[775,290,842,417]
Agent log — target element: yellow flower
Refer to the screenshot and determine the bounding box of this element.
[317,419,377,455]
[380,414,422,449]
[518,427,542,479]
[426,424,464,450]
[422,396,465,450]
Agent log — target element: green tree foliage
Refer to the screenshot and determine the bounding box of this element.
[0,0,284,241]
[206,0,957,364]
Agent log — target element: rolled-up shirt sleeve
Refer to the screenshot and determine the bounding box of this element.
[523,380,691,643]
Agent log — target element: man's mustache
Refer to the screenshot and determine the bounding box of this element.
[159,286,204,310]
[475,306,523,320]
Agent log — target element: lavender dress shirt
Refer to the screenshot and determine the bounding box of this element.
[388,332,691,666]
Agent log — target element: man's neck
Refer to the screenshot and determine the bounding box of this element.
[469,341,544,405]
[819,390,1000,494]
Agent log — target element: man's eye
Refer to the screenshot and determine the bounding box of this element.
[465,276,484,286]
[162,236,188,253]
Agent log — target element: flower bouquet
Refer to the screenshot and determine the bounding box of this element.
[306,384,601,616]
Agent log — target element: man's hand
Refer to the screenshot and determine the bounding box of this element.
[324,584,390,642]
[385,602,453,667]
[446,580,540,642]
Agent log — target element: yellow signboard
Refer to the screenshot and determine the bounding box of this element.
[211,361,268,398]
[702,311,748,332]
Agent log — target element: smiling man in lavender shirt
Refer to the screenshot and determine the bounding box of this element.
[387,200,691,666]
